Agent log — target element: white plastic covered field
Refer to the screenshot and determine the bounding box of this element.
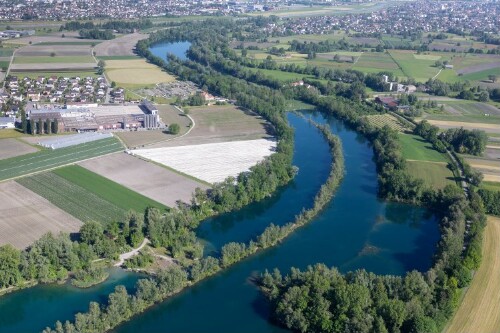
[132,139,276,184]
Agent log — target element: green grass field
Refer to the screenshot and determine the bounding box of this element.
[389,50,450,82]
[53,165,168,211]
[247,67,314,82]
[0,129,25,139]
[353,52,405,76]
[0,137,123,181]
[481,181,500,192]
[17,172,126,224]
[399,133,448,162]
[0,49,14,57]
[13,56,96,64]
[407,160,455,190]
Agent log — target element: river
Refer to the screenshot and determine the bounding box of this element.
[0,42,439,333]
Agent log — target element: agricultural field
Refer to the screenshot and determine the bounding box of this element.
[105,59,175,88]
[0,137,123,181]
[10,63,97,72]
[406,160,455,190]
[389,50,451,82]
[0,181,82,249]
[53,165,168,212]
[352,52,404,76]
[79,153,209,207]
[365,114,408,132]
[0,129,25,139]
[148,104,272,148]
[11,71,98,79]
[13,56,95,64]
[425,120,500,134]
[94,33,148,57]
[133,138,277,184]
[0,138,38,160]
[481,181,500,192]
[14,44,94,57]
[444,216,500,333]
[465,158,500,183]
[398,134,448,162]
[17,172,126,224]
[421,99,500,125]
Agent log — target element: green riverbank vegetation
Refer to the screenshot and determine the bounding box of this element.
[29,17,488,333]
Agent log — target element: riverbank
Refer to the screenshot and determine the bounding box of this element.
[41,114,346,333]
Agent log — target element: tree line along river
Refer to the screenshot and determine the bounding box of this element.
[0,110,439,333]
[0,42,439,333]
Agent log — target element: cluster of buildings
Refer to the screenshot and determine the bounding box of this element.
[269,1,500,36]
[28,100,161,133]
[3,75,108,105]
[0,29,35,39]
[0,0,285,20]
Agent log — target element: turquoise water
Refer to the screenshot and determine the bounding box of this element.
[0,110,439,333]
[112,111,439,333]
[149,41,190,61]
[0,269,142,333]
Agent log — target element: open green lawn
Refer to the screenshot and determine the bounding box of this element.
[0,137,123,181]
[17,172,126,224]
[53,165,168,212]
[407,160,456,190]
[13,56,95,64]
[481,181,500,192]
[247,67,314,82]
[353,52,405,76]
[389,50,452,82]
[0,129,25,139]
[399,133,448,162]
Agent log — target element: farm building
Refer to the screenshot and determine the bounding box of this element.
[375,96,399,109]
[141,100,158,115]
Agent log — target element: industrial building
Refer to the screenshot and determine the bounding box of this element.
[28,104,161,132]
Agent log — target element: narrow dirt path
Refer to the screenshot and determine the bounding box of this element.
[114,238,150,267]
[444,216,500,333]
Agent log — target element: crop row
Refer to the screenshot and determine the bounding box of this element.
[17,172,125,224]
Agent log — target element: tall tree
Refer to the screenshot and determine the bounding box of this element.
[29,118,36,135]
[21,109,27,134]
[38,118,44,135]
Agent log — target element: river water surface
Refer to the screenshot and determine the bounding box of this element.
[0,42,439,333]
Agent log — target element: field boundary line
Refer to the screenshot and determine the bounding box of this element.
[0,150,123,184]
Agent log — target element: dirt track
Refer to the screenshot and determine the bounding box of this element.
[444,216,500,333]
[0,181,82,249]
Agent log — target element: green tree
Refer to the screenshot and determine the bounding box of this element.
[21,109,27,134]
[169,123,180,135]
[80,221,103,245]
[38,118,44,135]
[0,245,22,288]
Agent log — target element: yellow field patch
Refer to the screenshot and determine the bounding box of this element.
[413,54,441,61]
[427,120,500,132]
[484,174,500,182]
[444,216,500,333]
[104,59,157,69]
[105,58,175,85]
